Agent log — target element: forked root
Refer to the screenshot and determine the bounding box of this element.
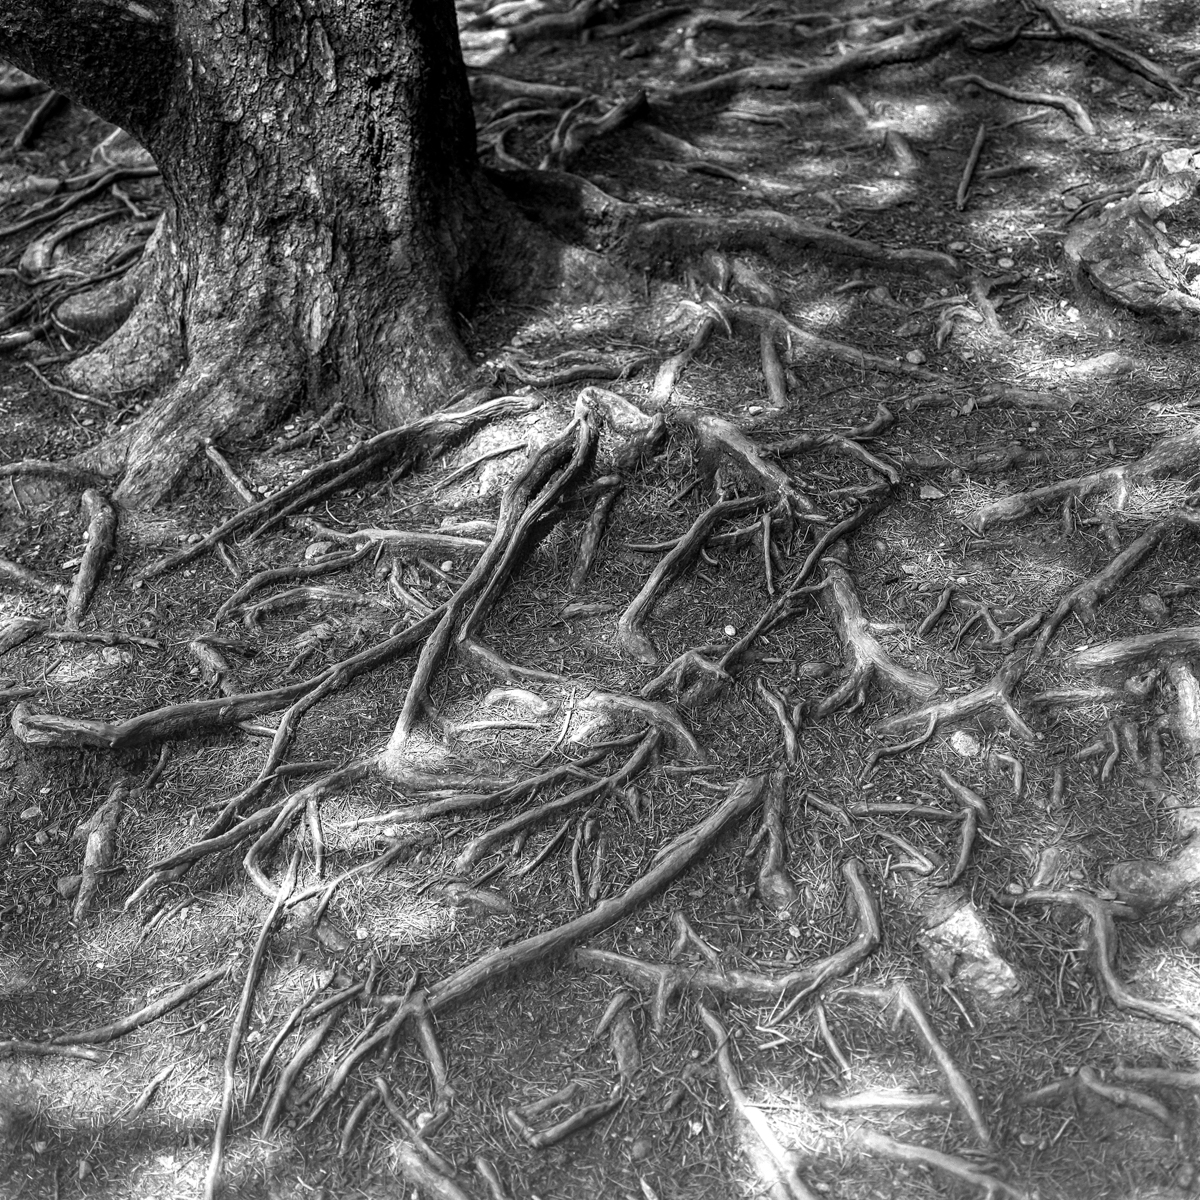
[875,653,1034,741]
[576,858,880,1027]
[1006,889,1200,1040]
[699,1006,821,1200]
[970,426,1200,532]
[817,544,938,717]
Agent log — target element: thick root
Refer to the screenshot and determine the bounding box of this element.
[817,544,939,717]
[970,429,1200,531]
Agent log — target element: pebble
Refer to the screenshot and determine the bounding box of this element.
[905,349,926,364]
[950,731,982,757]
[996,257,1015,269]
[630,1136,653,1161]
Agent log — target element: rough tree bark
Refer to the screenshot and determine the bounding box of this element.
[0,1,491,506]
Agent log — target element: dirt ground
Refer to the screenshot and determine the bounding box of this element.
[4,2,1200,1198]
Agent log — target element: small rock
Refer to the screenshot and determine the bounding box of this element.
[56,875,81,899]
[723,625,737,636]
[948,241,967,252]
[1180,920,1200,953]
[440,560,454,572]
[949,731,982,757]
[1061,193,1083,210]
[630,1136,653,1161]
[919,482,945,500]
[19,805,42,822]
[304,541,334,560]
[1062,350,1134,378]
[996,257,1015,269]
[1138,593,1169,620]
[746,405,764,415]
[905,349,927,365]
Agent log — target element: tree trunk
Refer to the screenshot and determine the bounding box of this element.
[0,1,486,505]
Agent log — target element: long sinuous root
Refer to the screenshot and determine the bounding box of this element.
[616,494,763,663]
[853,1129,1028,1200]
[839,983,992,1147]
[576,857,880,1027]
[875,653,1034,742]
[969,426,1200,532]
[304,777,767,1122]
[699,1005,821,1200]
[137,393,540,581]
[1006,889,1200,1040]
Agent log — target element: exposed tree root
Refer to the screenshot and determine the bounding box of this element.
[214,543,374,621]
[1031,517,1186,657]
[853,1128,1027,1200]
[725,300,942,382]
[617,494,762,663]
[1103,662,1200,911]
[1026,0,1182,95]
[71,778,125,922]
[509,1086,623,1149]
[0,1040,104,1063]
[747,768,799,912]
[677,408,818,518]
[765,415,901,487]
[817,543,938,717]
[569,477,623,592]
[875,652,1034,741]
[452,731,659,875]
[651,24,962,103]
[943,73,1095,135]
[1007,890,1200,1040]
[302,777,767,1124]
[817,1089,950,1113]
[632,210,958,279]
[842,983,992,1147]
[1067,626,1200,672]
[137,393,538,580]
[699,1005,820,1200]
[12,608,442,750]
[969,427,1200,532]
[543,89,646,172]
[956,122,987,212]
[205,853,296,1200]
[1077,1065,1181,1137]
[16,965,227,1047]
[387,405,596,756]
[756,680,799,765]
[576,858,880,1026]
[0,556,62,597]
[644,502,876,710]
